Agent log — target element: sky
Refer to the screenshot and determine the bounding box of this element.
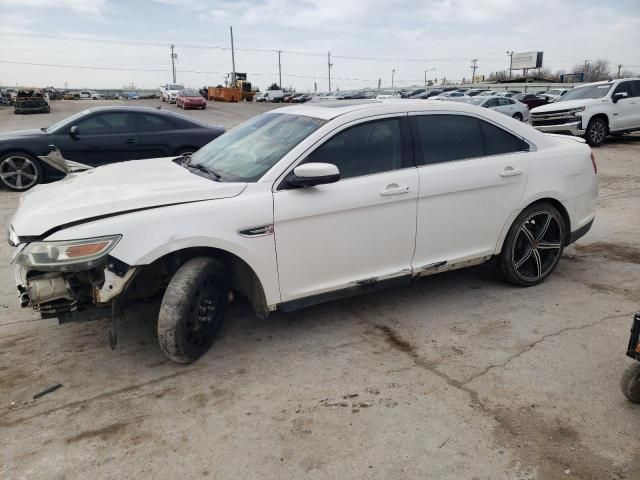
[0,0,639,92]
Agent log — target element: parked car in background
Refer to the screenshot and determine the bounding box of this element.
[467,89,491,97]
[411,90,442,99]
[465,96,530,121]
[514,93,548,110]
[14,89,50,114]
[0,106,225,191]
[494,91,521,98]
[402,88,426,98]
[376,90,401,99]
[160,83,185,103]
[539,88,569,103]
[263,90,286,102]
[531,78,640,146]
[79,91,105,100]
[119,92,140,100]
[176,89,207,109]
[6,100,597,363]
[430,91,469,100]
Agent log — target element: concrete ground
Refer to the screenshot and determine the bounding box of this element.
[0,100,639,480]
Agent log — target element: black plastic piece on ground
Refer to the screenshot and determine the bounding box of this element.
[33,383,63,400]
[626,313,640,361]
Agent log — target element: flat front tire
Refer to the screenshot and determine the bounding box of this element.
[157,257,228,363]
[498,202,566,286]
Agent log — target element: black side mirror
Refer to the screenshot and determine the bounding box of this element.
[612,92,628,103]
[69,125,79,137]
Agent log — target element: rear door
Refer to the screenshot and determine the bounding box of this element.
[54,111,139,166]
[410,113,530,271]
[134,112,181,158]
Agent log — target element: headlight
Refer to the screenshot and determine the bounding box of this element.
[13,235,121,271]
[569,107,586,114]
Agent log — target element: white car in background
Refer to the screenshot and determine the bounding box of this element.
[8,100,597,363]
[431,91,469,100]
[376,90,401,99]
[160,83,185,103]
[540,88,569,103]
[79,91,104,100]
[466,96,530,122]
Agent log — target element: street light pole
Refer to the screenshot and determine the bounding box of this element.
[506,51,513,80]
[392,69,396,89]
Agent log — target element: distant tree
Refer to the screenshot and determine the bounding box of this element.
[572,59,611,82]
[268,83,281,90]
[620,69,638,79]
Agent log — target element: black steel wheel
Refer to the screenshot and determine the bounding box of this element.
[585,117,607,147]
[512,112,523,121]
[498,203,566,286]
[0,152,43,191]
[157,257,228,363]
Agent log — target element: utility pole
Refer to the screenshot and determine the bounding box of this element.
[170,44,177,83]
[470,59,478,84]
[583,59,589,81]
[506,51,513,80]
[314,81,317,93]
[277,50,282,88]
[230,26,237,87]
[424,68,435,87]
[327,52,333,92]
[378,78,381,89]
[617,63,623,78]
[392,69,396,89]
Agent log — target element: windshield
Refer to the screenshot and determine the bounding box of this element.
[558,84,612,102]
[183,90,200,97]
[468,98,485,105]
[188,113,326,182]
[169,84,185,90]
[380,90,396,95]
[45,109,91,133]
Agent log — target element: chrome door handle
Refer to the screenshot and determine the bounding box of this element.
[500,167,523,177]
[380,184,410,196]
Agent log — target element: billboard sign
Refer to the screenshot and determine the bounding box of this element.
[511,51,543,70]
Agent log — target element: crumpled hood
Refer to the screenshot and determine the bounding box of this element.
[11,157,247,237]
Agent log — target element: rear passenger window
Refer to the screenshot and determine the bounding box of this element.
[413,115,483,164]
[413,115,529,165]
[630,81,640,98]
[480,120,529,156]
[305,118,403,179]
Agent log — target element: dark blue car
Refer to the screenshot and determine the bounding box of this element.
[0,106,225,191]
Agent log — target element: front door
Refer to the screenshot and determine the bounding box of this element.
[55,111,139,166]
[273,116,419,302]
[611,80,640,131]
[410,113,530,271]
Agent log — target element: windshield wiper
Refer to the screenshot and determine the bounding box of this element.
[185,162,222,181]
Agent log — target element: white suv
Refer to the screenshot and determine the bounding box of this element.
[531,79,640,146]
[7,100,598,363]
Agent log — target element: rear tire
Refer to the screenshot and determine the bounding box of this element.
[157,257,228,364]
[585,117,608,147]
[621,363,640,404]
[512,112,523,121]
[498,202,566,286]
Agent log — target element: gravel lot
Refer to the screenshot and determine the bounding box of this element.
[1,100,639,480]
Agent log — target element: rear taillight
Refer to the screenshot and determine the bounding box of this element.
[590,152,597,174]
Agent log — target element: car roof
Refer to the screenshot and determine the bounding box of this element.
[273,99,518,121]
[80,105,209,126]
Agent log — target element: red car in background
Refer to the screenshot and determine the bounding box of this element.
[176,89,207,110]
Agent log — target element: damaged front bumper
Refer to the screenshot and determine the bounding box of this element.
[14,257,137,320]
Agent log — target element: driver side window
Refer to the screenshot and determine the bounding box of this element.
[76,113,134,135]
[304,118,403,180]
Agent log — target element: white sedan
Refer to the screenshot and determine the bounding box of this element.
[9,100,597,363]
[465,96,530,122]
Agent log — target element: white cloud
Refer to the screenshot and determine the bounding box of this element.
[0,0,106,15]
